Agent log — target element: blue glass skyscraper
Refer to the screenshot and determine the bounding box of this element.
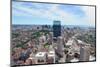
[53,21,61,38]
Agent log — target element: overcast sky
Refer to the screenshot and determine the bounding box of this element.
[12,1,95,27]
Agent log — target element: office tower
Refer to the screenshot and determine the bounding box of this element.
[80,46,90,61]
[53,21,61,38]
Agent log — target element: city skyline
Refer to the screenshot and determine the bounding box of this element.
[12,1,95,27]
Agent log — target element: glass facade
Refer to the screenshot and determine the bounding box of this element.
[53,21,61,38]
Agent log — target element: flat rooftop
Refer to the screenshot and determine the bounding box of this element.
[35,52,46,57]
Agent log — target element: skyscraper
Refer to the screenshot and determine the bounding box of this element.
[53,20,63,58]
[53,21,61,38]
[80,46,90,61]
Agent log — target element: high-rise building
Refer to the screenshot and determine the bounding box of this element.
[80,46,90,61]
[53,21,61,38]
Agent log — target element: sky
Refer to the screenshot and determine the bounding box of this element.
[12,1,95,27]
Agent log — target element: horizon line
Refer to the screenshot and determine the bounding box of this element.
[12,24,95,27]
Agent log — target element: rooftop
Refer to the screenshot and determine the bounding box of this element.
[35,52,46,57]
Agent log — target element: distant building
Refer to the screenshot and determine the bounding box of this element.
[42,25,51,31]
[32,25,42,31]
[53,21,61,38]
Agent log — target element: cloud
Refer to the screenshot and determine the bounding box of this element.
[80,6,95,26]
[12,1,95,26]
